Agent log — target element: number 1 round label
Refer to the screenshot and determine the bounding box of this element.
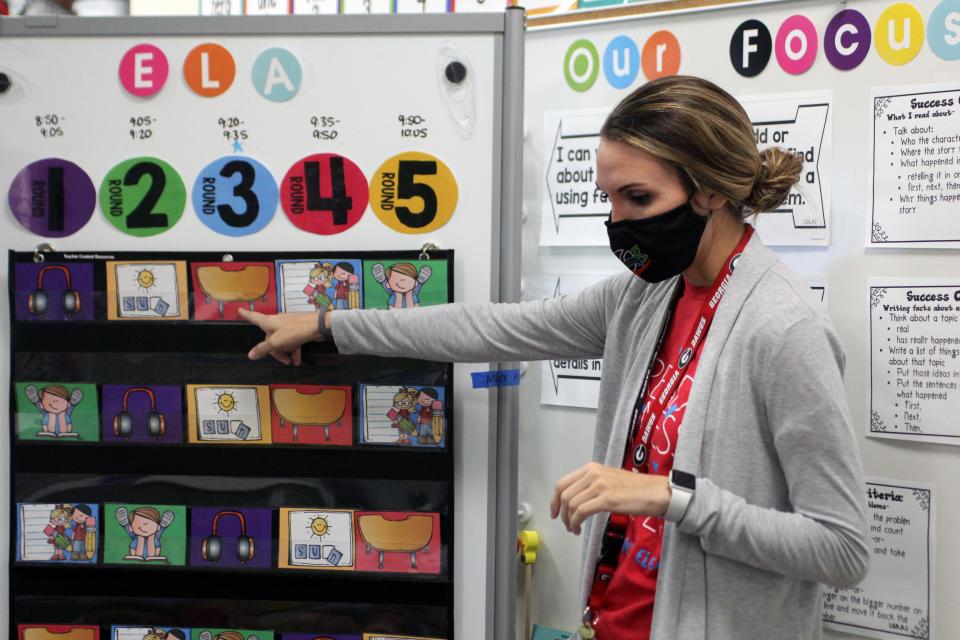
[99,157,186,237]
[370,152,458,234]
[280,153,368,235]
[192,156,278,236]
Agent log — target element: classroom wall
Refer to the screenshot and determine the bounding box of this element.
[519,0,958,637]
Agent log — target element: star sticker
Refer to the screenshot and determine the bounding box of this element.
[652,461,660,472]
[232,140,244,153]
[664,404,679,418]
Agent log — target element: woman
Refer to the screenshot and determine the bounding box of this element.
[240,76,868,639]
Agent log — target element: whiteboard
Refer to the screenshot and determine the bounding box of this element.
[522,0,959,636]
[0,14,522,639]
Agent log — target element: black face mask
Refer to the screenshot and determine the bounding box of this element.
[604,200,708,283]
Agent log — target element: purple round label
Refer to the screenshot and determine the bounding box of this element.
[8,158,96,237]
[824,9,872,71]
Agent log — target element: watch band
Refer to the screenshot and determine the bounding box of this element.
[664,469,696,523]
[317,309,333,341]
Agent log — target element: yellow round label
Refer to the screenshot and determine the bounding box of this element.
[874,3,925,66]
[369,152,458,234]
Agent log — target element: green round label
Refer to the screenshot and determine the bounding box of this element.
[99,157,186,237]
[564,39,599,92]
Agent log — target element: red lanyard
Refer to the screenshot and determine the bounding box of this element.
[584,226,753,630]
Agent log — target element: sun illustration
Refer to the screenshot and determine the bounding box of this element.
[215,391,238,414]
[308,515,330,538]
[134,267,157,291]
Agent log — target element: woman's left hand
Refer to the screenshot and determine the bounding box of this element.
[550,462,672,535]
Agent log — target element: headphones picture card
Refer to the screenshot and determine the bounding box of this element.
[101,384,183,444]
[189,507,272,570]
[14,262,95,321]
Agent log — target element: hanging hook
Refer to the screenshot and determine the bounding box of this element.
[419,241,441,261]
[33,242,54,263]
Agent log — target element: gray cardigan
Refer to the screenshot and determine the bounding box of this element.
[331,234,869,640]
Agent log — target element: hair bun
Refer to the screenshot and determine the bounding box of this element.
[746,147,804,213]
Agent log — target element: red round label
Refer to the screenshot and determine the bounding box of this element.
[280,153,368,235]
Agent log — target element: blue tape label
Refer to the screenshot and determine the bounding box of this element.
[471,369,521,389]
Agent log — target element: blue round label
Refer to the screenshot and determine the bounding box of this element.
[191,156,278,236]
[603,35,640,90]
[251,47,302,102]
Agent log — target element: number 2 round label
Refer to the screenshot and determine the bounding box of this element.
[100,157,186,237]
[280,153,368,235]
[370,152,458,234]
[192,156,278,236]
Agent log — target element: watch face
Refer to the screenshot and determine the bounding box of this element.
[672,469,696,490]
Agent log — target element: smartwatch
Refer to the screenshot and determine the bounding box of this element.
[664,469,696,523]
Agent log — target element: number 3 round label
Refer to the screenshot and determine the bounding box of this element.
[280,153,368,235]
[192,156,278,236]
[99,157,186,237]
[370,152,458,234]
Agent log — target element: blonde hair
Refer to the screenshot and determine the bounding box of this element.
[392,387,417,406]
[600,75,802,216]
[49,504,70,521]
[309,262,333,281]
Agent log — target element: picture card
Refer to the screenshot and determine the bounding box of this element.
[279,508,355,571]
[112,628,190,640]
[13,262,95,321]
[362,260,448,310]
[101,384,184,444]
[190,262,277,321]
[276,258,363,313]
[187,385,272,445]
[282,635,361,640]
[270,384,353,446]
[358,385,445,447]
[189,507,273,569]
[103,503,187,566]
[17,503,99,563]
[362,636,445,640]
[190,630,274,640]
[20,627,100,640]
[106,260,190,320]
[354,511,441,574]
[15,382,100,442]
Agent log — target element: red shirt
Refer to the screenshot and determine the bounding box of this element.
[594,277,711,639]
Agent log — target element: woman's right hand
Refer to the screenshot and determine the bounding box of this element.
[238,308,327,366]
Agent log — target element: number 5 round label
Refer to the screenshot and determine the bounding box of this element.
[281,153,368,235]
[370,152,458,234]
[192,156,278,236]
[99,157,186,237]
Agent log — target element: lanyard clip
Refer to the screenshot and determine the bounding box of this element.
[579,607,597,639]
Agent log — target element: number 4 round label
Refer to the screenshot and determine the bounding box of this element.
[370,152,458,234]
[281,153,368,235]
[192,156,278,236]
[99,157,186,237]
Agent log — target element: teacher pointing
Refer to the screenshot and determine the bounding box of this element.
[241,75,868,640]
